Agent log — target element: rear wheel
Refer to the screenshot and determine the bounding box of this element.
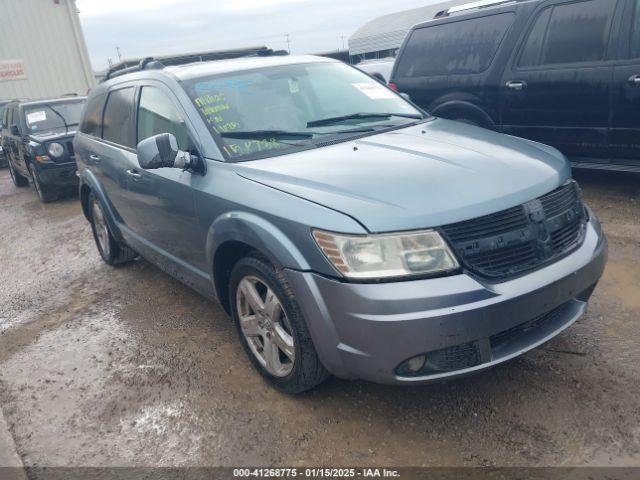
[88,192,137,266]
[229,255,329,394]
[8,161,29,187]
[29,163,57,203]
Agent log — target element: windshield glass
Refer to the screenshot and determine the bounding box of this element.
[24,100,85,135]
[182,61,424,161]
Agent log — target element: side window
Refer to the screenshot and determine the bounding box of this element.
[136,86,190,150]
[102,87,135,148]
[396,13,515,77]
[632,0,640,58]
[79,94,105,137]
[518,8,552,67]
[538,0,616,66]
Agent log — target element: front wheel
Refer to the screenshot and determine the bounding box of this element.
[229,255,329,394]
[8,161,29,187]
[29,163,57,203]
[88,192,137,266]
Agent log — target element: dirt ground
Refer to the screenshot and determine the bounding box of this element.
[0,167,638,468]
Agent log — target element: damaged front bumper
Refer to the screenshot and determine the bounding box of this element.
[285,218,607,385]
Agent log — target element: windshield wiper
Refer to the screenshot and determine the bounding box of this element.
[307,112,423,128]
[220,130,315,139]
[45,104,70,134]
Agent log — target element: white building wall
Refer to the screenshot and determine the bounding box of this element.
[0,0,95,100]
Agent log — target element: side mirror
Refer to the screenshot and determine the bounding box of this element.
[370,72,387,84]
[399,93,411,102]
[10,124,19,136]
[136,133,193,170]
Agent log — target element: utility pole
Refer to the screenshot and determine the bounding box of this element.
[340,35,345,51]
[285,33,291,54]
[116,46,123,62]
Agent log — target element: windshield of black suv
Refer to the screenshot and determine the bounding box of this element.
[182,61,425,161]
[24,100,85,135]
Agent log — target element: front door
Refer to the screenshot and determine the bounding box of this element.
[500,0,619,162]
[610,0,640,166]
[126,83,205,271]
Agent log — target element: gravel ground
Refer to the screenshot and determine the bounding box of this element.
[0,168,638,468]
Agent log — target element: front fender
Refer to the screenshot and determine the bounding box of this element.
[206,211,311,274]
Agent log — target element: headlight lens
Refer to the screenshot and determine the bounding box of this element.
[47,142,64,157]
[313,229,459,280]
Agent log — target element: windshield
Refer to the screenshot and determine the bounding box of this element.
[182,61,424,161]
[24,100,85,135]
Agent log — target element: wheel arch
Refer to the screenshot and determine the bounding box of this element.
[78,169,124,241]
[208,212,311,314]
[430,99,495,128]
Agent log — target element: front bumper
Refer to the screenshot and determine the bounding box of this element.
[34,161,78,187]
[285,218,607,385]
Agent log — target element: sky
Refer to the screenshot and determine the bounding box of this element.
[75,0,442,71]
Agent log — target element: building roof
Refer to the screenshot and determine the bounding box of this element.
[348,1,464,56]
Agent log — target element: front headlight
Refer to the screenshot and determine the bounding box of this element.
[313,229,459,280]
[47,142,64,158]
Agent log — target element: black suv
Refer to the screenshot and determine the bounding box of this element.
[0,100,10,168]
[390,0,640,173]
[1,97,86,201]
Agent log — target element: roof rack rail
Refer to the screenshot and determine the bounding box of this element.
[102,46,285,82]
[435,0,521,17]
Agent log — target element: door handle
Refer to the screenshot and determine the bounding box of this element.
[89,154,101,164]
[126,169,142,181]
[629,74,640,87]
[506,80,527,91]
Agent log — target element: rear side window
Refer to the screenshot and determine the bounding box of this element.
[632,0,640,58]
[80,94,105,137]
[137,87,190,150]
[396,13,514,77]
[519,0,616,67]
[102,87,135,148]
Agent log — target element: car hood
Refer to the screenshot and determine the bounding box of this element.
[233,118,571,233]
[29,131,77,142]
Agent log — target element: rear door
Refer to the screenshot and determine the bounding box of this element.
[610,0,640,166]
[393,12,516,123]
[96,85,139,227]
[125,82,203,269]
[500,0,620,161]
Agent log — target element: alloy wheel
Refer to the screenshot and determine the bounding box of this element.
[236,276,295,377]
[91,200,111,258]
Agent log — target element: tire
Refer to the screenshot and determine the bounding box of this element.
[8,161,29,187]
[29,163,57,203]
[88,192,137,266]
[229,255,329,394]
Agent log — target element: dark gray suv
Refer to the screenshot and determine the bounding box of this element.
[75,54,607,393]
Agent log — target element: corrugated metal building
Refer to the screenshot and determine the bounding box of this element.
[349,1,464,61]
[0,0,95,100]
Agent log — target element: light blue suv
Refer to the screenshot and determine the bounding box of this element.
[74,54,607,393]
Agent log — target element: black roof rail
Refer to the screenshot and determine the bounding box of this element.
[102,47,286,82]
